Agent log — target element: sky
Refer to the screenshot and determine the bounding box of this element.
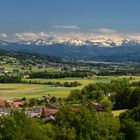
[0,0,140,42]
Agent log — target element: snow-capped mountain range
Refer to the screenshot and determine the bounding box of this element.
[15,38,140,47]
[0,38,140,62]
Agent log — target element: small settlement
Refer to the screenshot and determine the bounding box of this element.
[0,95,104,123]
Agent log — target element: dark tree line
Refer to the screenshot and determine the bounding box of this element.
[29,71,92,79]
[97,69,140,76]
[131,81,140,87]
[22,80,81,87]
[0,75,22,83]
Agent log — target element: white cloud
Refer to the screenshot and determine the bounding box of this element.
[93,28,117,34]
[0,33,8,38]
[15,32,48,41]
[123,33,140,42]
[54,25,80,29]
[11,28,140,45]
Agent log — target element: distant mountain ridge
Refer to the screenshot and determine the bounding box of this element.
[0,39,140,62]
[13,38,140,47]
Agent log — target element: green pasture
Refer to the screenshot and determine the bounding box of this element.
[0,84,78,100]
[24,76,119,84]
[112,109,127,117]
[0,77,112,100]
[0,76,139,100]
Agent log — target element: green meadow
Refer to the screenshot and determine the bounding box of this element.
[0,76,140,100]
[112,109,127,116]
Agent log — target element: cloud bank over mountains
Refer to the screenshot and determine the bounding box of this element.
[1,27,140,47]
[0,33,8,39]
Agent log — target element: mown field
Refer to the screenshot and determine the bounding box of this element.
[112,109,128,116]
[0,76,140,100]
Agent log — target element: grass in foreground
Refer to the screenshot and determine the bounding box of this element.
[112,109,127,117]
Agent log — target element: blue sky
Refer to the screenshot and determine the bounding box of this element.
[0,0,140,42]
[0,0,140,33]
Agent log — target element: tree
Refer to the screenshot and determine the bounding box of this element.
[0,110,52,140]
[50,96,57,103]
[110,79,132,109]
[93,112,122,140]
[129,87,140,109]
[55,127,76,140]
[29,98,38,107]
[20,97,26,101]
[120,119,140,140]
[0,75,22,83]
[119,105,140,122]
[89,90,104,102]
[101,100,112,112]
[5,101,11,108]
[67,90,81,102]
[53,106,122,140]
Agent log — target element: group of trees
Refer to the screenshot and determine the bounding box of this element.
[29,71,92,79]
[1,105,140,140]
[0,75,22,83]
[0,107,122,140]
[131,81,140,87]
[62,81,81,87]
[110,80,140,110]
[109,79,132,109]
[23,80,81,87]
[67,82,106,104]
[67,79,140,110]
[119,105,140,140]
[0,110,51,140]
[15,96,61,107]
[52,106,122,140]
[0,74,81,87]
[97,69,140,76]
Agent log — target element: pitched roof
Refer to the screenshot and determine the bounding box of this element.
[72,105,81,112]
[46,103,60,109]
[88,102,104,112]
[0,102,5,107]
[43,95,51,99]
[46,109,58,115]
[11,101,28,107]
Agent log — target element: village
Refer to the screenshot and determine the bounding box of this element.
[0,95,104,123]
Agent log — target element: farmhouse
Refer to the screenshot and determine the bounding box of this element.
[0,108,11,116]
[72,104,81,112]
[42,95,51,101]
[11,101,28,108]
[0,102,5,108]
[46,103,60,109]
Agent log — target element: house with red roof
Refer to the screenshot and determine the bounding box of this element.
[0,102,5,108]
[11,101,28,108]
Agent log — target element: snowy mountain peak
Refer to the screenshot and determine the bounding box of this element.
[0,38,140,48]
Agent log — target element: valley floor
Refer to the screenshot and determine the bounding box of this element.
[0,76,140,100]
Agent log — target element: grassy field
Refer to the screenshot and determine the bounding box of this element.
[0,84,80,100]
[0,76,139,100]
[0,77,111,100]
[24,76,120,84]
[112,109,127,117]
